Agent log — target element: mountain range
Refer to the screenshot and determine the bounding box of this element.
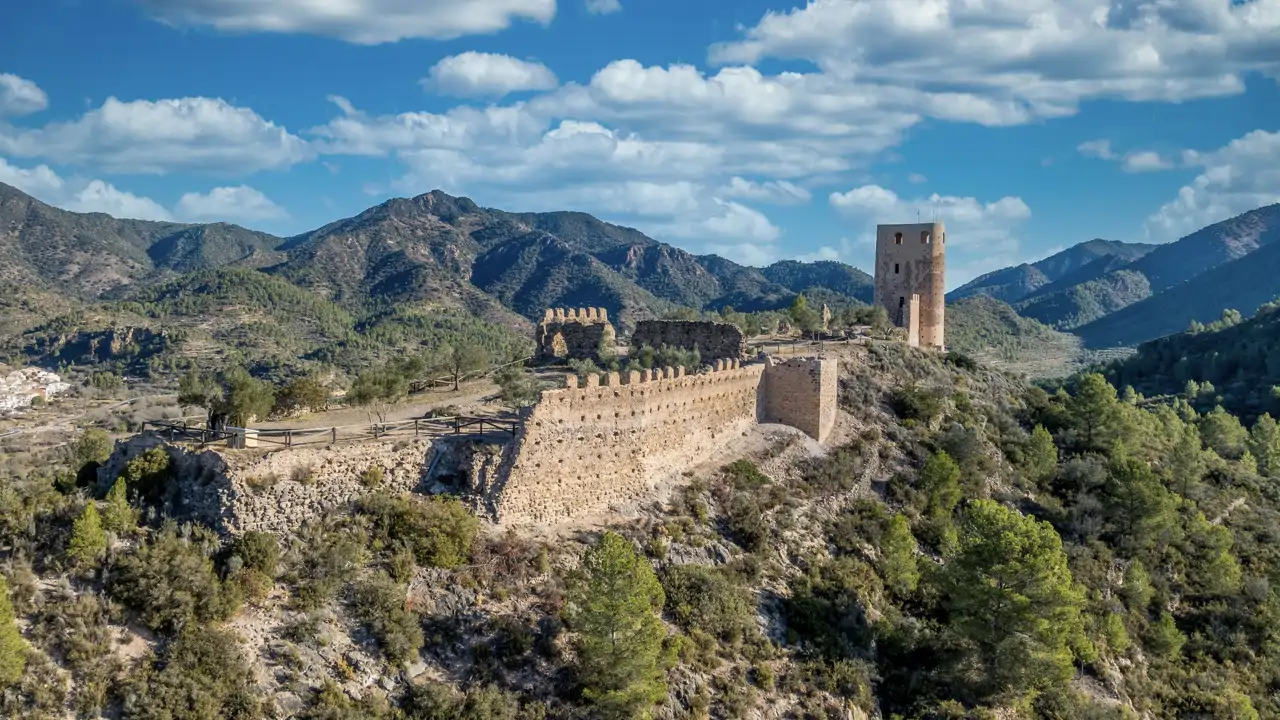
[0,182,878,377]
[6,177,1280,378]
[949,204,1280,348]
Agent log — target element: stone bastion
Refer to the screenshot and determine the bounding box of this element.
[536,307,616,362]
[106,356,837,534]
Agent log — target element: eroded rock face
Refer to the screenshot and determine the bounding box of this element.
[631,320,746,360]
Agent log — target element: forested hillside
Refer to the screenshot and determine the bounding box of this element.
[1100,299,1280,422]
[4,343,1280,719]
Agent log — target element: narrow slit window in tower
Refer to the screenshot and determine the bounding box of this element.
[894,232,903,244]
[921,231,930,244]
[894,263,900,274]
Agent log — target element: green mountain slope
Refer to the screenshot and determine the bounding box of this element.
[947,239,1154,304]
[1101,299,1280,422]
[760,260,874,303]
[946,295,1084,377]
[1014,268,1152,329]
[1079,233,1280,348]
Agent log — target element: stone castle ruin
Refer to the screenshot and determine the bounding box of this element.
[631,319,746,361]
[536,307,616,362]
[122,355,836,532]
[874,222,946,350]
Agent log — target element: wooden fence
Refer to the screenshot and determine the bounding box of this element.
[143,413,519,451]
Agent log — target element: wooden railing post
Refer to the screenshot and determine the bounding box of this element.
[414,419,419,437]
[331,427,337,443]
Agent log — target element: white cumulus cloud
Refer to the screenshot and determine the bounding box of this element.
[1121,151,1174,173]
[585,0,622,15]
[175,185,288,222]
[0,96,311,175]
[830,184,1031,288]
[0,157,289,225]
[423,52,559,97]
[1078,139,1116,160]
[133,0,558,44]
[0,74,48,116]
[1145,129,1280,241]
[0,157,172,220]
[719,176,812,205]
[709,0,1280,116]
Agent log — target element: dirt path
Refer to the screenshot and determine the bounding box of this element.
[254,379,504,430]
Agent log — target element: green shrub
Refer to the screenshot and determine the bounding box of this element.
[287,522,368,610]
[357,492,478,568]
[124,624,261,720]
[109,523,238,633]
[232,531,280,577]
[350,572,423,666]
[662,564,756,645]
[0,577,26,689]
[360,466,384,488]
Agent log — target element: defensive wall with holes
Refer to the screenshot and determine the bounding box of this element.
[489,355,837,524]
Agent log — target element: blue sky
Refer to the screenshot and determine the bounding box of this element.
[1,0,1278,289]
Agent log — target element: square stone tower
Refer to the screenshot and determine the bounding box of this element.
[873,222,945,350]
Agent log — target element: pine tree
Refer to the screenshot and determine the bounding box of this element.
[942,500,1092,702]
[920,451,962,521]
[1069,373,1119,452]
[879,514,920,596]
[567,531,669,719]
[1023,424,1058,487]
[1169,422,1206,498]
[1249,413,1280,478]
[68,503,108,567]
[102,478,138,536]
[0,576,26,688]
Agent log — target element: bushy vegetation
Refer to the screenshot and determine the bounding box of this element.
[1101,298,1280,422]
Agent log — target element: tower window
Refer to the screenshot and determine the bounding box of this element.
[894,232,903,244]
[921,231,930,244]
[898,297,904,307]
[941,232,945,244]
[894,263,900,274]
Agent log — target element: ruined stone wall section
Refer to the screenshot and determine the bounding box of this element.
[495,360,764,523]
[536,307,616,361]
[762,357,838,444]
[101,435,435,536]
[631,320,746,361]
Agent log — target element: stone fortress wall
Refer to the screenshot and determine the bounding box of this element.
[536,307,616,361]
[762,356,837,445]
[630,319,746,360]
[491,355,837,524]
[873,222,946,350]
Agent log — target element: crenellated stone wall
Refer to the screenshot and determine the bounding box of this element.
[536,307,616,362]
[492,359,765,523]
[631,320,746,361]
